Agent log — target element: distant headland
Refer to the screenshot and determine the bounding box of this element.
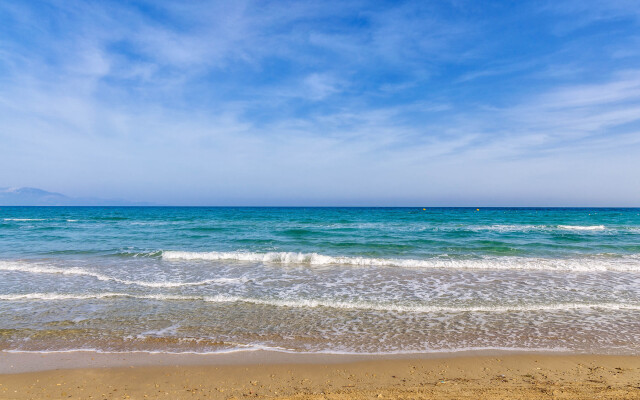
[0,187,153,206]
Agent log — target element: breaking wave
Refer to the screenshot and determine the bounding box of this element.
[0,261,245,287]
[162,251,640,272]
[1,292,639,313]
[557,225,606,231]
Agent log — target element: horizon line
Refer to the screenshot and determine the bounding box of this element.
[1,205,639,209]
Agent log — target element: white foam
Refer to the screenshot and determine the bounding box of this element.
[0,261,246,287]
[3,218,45,221]
[162,251,640,272]
[200,297,640,313]
[470,224,546,232]
[1,345,571,357]
[557,225,606,231]
[2,292,638,313]
[465,224,609,232]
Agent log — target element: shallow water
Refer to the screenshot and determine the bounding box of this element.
[1,207,639,354]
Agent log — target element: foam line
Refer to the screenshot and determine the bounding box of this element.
[0,261,245,287]
[1,292,638,313]
[162,251,640,272]
[557,225,606,231]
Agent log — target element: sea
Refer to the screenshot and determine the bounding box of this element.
[1,207,639,355]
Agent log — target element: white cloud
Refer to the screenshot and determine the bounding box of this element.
[1,1,639,205]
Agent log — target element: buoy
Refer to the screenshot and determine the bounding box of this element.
[476,208,480,211]
[423,208,426,211]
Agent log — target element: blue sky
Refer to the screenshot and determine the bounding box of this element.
[1,0,639,206]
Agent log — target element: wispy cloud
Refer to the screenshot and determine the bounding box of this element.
[0,0,639,205]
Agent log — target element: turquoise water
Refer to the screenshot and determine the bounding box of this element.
[1,207,639,354]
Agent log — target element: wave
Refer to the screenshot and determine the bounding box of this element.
[466,224,546,232]
[162,251,640,272]
[557,225,606,231]
[1,292,639,313]
[0,262,246,287]
[0,345,574,357]
[467,224,608,232]
[111,250,163,258]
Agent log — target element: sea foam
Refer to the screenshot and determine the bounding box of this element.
[557,225,606,231]
[162,251,640,272]
[1,292,639,313]
[0,261,246,287]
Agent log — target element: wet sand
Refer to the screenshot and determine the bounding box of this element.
[0,352,639,399]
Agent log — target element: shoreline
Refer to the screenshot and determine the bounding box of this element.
[0,352,638,399]
[0,348,585,374]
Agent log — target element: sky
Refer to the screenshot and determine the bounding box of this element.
[1,0,639,206]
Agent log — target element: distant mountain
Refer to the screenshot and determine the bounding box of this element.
[0,187,153,206]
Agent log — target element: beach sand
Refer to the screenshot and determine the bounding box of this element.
[0,352,638,399]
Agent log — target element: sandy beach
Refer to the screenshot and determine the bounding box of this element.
[1,352,639,399]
